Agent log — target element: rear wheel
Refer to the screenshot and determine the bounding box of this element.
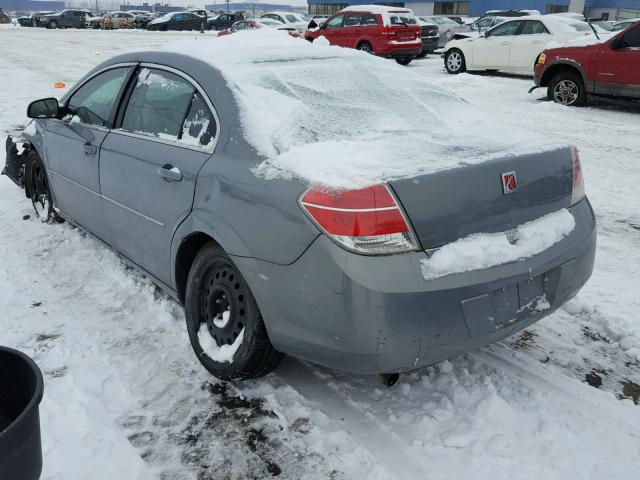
[48,20,58,29]
[445,48,466,74]
[548,71,586,107]
[396,57,413,66]
[24,152,55,223]
[357,41,373,54]
[185,243,283,380]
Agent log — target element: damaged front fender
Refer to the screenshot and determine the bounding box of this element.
[2,135,30,190]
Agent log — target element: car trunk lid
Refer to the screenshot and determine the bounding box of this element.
[389,148,574,249]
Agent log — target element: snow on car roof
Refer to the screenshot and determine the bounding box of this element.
[341,5,413,14]
[164,31,563,188]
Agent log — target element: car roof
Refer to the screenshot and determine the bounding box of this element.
[341,5,413,14]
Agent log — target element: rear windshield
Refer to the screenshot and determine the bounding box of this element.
[389,14,417,25]
[558,21,592,32]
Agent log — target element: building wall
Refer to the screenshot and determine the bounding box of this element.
[0,0,65,12]
[306,0,640,18]
[204,3,295,11]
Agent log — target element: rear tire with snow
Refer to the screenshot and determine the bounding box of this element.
[185,243,283,380]
[357,41,373,54]
[396,57,413,66]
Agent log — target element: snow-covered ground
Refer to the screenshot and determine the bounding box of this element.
[1,26,639,479]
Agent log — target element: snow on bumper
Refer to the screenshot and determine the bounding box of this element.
[233,199,596,375]
[420,208,575,280]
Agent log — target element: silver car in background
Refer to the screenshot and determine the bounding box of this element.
[420,15,470,48]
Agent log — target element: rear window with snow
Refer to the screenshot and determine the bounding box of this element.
[558,21,591,32]
[121,68,215,148]
[165,31,563,188]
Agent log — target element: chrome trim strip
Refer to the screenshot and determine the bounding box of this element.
[49,169,100,196]
[49,169,165,227]
[102,195,165,227]
[301,202,399,213]
[109,128,212,154]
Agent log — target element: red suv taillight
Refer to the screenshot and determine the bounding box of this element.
[570,146,585,206]
[300,184,419,254]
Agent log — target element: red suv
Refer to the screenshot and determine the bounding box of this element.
[305,5,422,65]
[533,22,640,106]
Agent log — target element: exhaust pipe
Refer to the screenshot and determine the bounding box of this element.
[378,373,400,387]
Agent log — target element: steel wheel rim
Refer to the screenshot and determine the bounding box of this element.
[447,52,462,71]
[199,261,247,349]
[359,44,372,53]
[553,80,579,105]
[30,163,50,221]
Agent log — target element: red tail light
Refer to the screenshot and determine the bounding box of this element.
[300,185,419,254]
[444,28,451,36]
[570,147,585,205]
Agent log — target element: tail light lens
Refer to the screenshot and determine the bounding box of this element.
[570,146,585,206]
[300,184,419,255]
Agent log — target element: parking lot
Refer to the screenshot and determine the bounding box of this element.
[1,25,640,479]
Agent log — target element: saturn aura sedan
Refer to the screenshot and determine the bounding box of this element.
[3,34,596,381]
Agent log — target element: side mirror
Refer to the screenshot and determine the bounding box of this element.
[610,37,624,50]
[27,98,60,119]
[319,22,326,30]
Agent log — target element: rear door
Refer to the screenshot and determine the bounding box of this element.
[341,13,363,48]
[594,25,640,97]
[473,20,522,69]
[44,65,134,241]
[99,66,218,284]
[508,20,552,71]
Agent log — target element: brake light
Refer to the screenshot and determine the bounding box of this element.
[443,28,451,36]
[300,184,418,254]
[570,147,585,206]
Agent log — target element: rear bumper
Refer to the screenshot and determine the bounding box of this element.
[421,37,439,53]
[235,199,596,374]
[377,44,422,59]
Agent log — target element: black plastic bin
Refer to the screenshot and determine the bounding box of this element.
[0,346,44,480]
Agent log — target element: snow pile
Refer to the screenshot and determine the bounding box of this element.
[164,31,563,188]
[197,324,244,363]
[421,209,575,280]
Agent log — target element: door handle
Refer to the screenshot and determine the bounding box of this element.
[157,164,183,182]
[83,143,98,155]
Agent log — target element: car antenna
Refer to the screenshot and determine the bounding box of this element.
[586,17,601,40]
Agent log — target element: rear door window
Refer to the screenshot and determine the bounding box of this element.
[343,14,362,27]
[121,68,216,148]
[489,21,521,36]
[520,20,549,34]
[361,14,378,26]
[67,67,131,127]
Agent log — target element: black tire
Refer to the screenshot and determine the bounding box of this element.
[24,151,55,223]
[444,48,466,74]
[357,41,373,54]
[548,71,586,107]
[396,57,412,66]
[185,243,283,380]
[48,20,57,29]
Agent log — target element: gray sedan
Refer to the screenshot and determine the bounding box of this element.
[420,15,470,48]
[4,50,596,382]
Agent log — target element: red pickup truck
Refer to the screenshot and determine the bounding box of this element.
[533,22,640,106]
